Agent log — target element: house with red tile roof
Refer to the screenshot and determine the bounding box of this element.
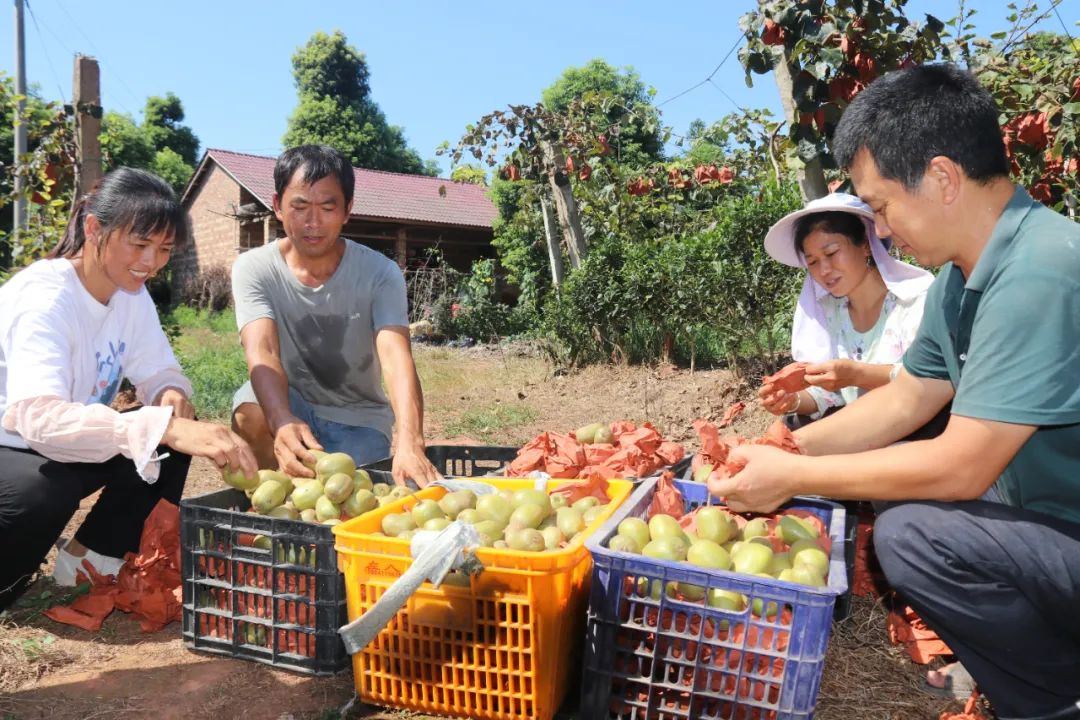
[172,148,497,296]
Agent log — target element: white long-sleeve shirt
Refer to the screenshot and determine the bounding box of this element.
[0,259,192,481]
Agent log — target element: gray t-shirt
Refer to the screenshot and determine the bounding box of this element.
[232,239,408,440]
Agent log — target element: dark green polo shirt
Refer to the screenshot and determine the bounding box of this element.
[903,187,1080,524]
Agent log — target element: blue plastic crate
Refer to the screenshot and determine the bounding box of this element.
[581,478,847,719]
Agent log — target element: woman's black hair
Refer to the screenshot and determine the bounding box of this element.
[49,167,189,259]
[794,211,868,257]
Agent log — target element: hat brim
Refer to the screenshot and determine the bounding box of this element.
[763,194,883,268]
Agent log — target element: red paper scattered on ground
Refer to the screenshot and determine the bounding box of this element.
[762,362,810,394]
[507,421,684,479]
[887,603,953,664]
[718,401,746,428]
[940,692,987,720]
[44,499,183,633]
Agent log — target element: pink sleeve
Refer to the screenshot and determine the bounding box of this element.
[2,396,173,482]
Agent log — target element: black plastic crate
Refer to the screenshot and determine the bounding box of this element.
[360,444,519,483]
[180,488,349,675]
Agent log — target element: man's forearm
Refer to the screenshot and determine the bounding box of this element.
[248,356,293,433]
[387,366,425,446]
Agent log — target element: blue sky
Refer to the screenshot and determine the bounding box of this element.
[3,0,1076,176]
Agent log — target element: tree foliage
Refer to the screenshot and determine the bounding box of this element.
[542,59,665,165]
[100,92,200,193]
[283,30,434,175]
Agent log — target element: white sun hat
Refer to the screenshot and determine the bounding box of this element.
[764,192,882,267]
[765,193,934,363]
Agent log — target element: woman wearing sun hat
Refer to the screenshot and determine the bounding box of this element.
[758,193,935,424]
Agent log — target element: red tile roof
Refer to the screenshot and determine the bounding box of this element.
[189,148,496,230]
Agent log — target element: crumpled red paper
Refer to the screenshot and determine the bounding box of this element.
[507,421,684,479]
[648,471,685,520]
[762,362,810,394]
[689,418,802,483]
[940,692,986,720]
[887,603,953,664]
[718,401,746,428]
[45,499,183,633]
[551,471,611,505]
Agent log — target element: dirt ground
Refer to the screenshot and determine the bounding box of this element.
[0,345,969,720]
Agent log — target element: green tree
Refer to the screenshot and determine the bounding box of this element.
[283,30,434,175]
[142,92,200,166]
[542,59,664,166]
[451,164,488,185]
[100,111,155,169]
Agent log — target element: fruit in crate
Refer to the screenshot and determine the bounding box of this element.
[605,502,832,611]
[219,452,414,524]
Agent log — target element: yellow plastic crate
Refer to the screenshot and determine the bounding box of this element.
[333,477,633,720]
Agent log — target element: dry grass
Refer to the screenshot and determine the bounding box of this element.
[0,621,73,694]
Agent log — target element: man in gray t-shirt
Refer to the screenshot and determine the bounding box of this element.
[230,144,439,486]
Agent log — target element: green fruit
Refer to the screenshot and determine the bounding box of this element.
[791,565,827,587]
[315,452,356,480]
[322,518,342,527]
[549,494,569,510]
[438,490,477,519]
[593,425,614,444]
[779,515,819,545]
[648,514,685,541]
[732,542,774,575]
[456,508,485,525]
[476,494,513,525]
[493,540,509,550]
[695,507,737,544]
[508,503,546,531]
[582,505,606,525]
[267,504,299,520]
[741,517,770,540]
[473,519,506,541]
[792,545,829,578]
[412,499,446,527]
[607,534,640,553]
[511,489,552,516]
[352,469,373,491]
[302,449,328,471]
[222,466,259,491]
[574,422,604,444]
[751,597,780,619]
[635,577,676,600]
[678,583,706,601]
[572,496,601,513]
[686,540,731,570]
[251,480,287,514]
[389,485,413,500]
[299,508,318,523]
[372,483,391,497]
[506,528,546,552]
[322,472,354,504]
[618,518,651,549]
[423,518,452,532]
[258,469,293,495]
[315,495,341,523]
[768,551,793,576]
[556,508,586,537]
[382,512,417,536]
[251,534,272,550]
[692,463,714,483]
[541,526,564,550]
[290,481,323,512]
[706,589,745,611]
[343,488,377,518]
[642,536,688,562]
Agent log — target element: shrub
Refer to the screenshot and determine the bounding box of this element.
[178,265,232,311]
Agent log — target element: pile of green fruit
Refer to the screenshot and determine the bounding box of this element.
[221,451,414,526]
[379,487,610,552]
[606,506,830,615]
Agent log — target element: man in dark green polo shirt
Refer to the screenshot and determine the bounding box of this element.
[709,64,1080,719]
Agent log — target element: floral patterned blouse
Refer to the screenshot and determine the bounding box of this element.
[806,290,928,418]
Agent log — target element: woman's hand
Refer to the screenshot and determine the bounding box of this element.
[803,359,859,393]
[758,383,800,416]
[155,387,195,420]
[162,417,258,479]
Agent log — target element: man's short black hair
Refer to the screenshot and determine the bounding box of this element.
[833,64,1010,189]
[274,144,356,205]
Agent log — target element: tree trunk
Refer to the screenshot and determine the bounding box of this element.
[539,195,565,288]
[540,140,588,268]
[772,52,829,202]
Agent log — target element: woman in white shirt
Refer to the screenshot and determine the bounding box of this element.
[758,193,934,422]
[0,167,257,610]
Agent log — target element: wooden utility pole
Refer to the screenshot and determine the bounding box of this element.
[13,0,27,242]
[73,54,102,196]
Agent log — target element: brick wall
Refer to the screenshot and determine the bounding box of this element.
[173,163,242,296]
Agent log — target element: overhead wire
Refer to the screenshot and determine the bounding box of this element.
[24,0,69,102]
[51,0,141,115]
